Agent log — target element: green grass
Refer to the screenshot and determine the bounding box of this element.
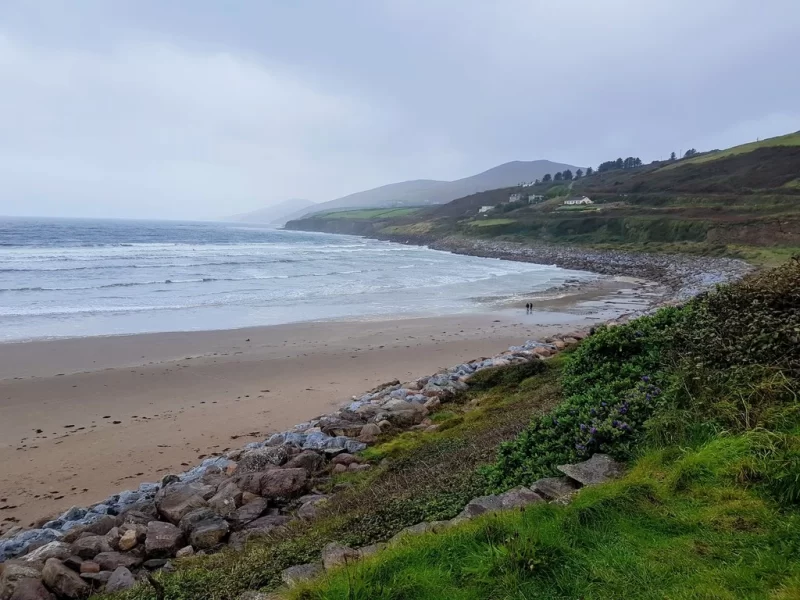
[662,131,800,169]
[468,218,518,227]
[315,207,423,220]
[288,433,800,600]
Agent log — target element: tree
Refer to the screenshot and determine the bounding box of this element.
[542,173,552,182]
[575,169,583,179]
[684,148,698,158]
[562,169,573,180]
[670,151,676,161]
[586,167,594,176]
[614,158,623,169]
[534,178,541,185]
[554,172,563,181]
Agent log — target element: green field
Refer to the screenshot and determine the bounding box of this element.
[662,130,800,169]
[314,207,422,220]
[467,218,518,227]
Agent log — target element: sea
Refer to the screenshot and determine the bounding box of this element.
[0,218,596,342]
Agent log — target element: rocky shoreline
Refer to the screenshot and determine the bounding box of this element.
[386,235,754,301]
[0,238,753,599]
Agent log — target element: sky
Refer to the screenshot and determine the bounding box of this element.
[0,1,798,220]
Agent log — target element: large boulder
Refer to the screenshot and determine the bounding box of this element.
[188,518,229,550]
[236,447,289,474]
[319,419,364,438]
[321,542,360,570]
[230,498,269,529]
[104,567,135,594]
[20,543,72,564]
[530,477,580,502]
[41,559,90,599]
[93,551,142,572]
[178,508,218,536]
[281,563,323,588]
[8,578,55,600]
[70,536,112,560]
[557,454,624,486]
[207,481,243,518]
[1,562,42,600]
[234,469,308,499]
[117,529,138,552]
[284,451,325,474]
[145,522,184,558]
[154,483,210,524]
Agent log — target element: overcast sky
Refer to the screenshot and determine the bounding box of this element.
[0,1,798,219]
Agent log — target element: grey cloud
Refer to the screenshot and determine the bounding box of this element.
[0,0,798,219]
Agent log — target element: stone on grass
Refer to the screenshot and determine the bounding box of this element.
[357,543,386,558]
[41,559,90,599]
[497,487,544,509]
[281,563,323,588]
[104,567,135,593]
[175,546,194,559]
[530,477,580,501]
[557,454,624,486]
[321,542,360,570]
[144,521,184,558]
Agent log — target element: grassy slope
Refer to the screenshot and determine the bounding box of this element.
[665,131,800,168]
[287,261,800,599]
[286,133,800,262]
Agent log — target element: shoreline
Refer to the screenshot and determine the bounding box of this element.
[0,276,648,535]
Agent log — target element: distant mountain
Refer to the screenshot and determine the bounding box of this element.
[238,160,581,224]
[227,198,315,225]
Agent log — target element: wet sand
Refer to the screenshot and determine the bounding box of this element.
[0,277,657,532]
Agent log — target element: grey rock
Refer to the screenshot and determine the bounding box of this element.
[237,447,289,474]
[208,481,243,518]
[93,551,142,571]
[142,559,168,570]
[530,477,580,501]
[281,563,323,588]
[357,543,386,558]
[390,521,448,543]
[457,495,505,519]
[244,515,291,531]
[234,468,308,499]
[557,454,624,486]
[154,483,209,524]
[8,578,55,600]
[178,508,218,535]
[145,521,184,558]
[189,518,229,550]
[1,563,42,600]
[78,572,112,585]
[175,546,194,559]
[19,542,71,564]
[1,530,63,562]
[321,542,360,570]
[41,559,90,599]
[296,496,327,520]
[496,487,544,509]
[284,451,325,473]
[70,535,113,560]
[105,567,135,593]
[230,498,268,529]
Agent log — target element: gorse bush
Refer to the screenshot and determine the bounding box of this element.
[485,260,800,493]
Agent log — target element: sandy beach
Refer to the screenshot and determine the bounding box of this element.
[0,278,656,533]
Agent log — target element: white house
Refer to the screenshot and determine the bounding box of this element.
[509,193,523,202]
[478,206,494,214]
[563,196,593,206]
[528,194,544,203]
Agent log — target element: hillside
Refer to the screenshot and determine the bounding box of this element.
[225,199,316,225]
[286,132,800,261]
[242,160,580,225]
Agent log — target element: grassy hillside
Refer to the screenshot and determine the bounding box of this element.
[104,260,800,600]
[287,260,800,600]
[286,133,800,262]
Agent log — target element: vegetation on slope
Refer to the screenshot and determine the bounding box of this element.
[286,260,800,599]
[286,133,800,258]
